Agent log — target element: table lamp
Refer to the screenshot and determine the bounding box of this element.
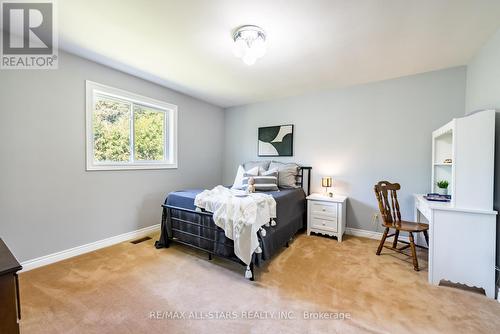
[321,177,333,196]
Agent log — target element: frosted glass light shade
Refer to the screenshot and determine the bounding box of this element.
[251,38,266,58]
[233,38,247,58]
[242,54,257,65]
[233,25,266,65]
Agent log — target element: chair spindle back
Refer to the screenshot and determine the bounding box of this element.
[374,181,402,224]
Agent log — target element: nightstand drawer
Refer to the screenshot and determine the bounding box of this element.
[312,213,337,222]
[310,216,337,232]
[311,202,337,218]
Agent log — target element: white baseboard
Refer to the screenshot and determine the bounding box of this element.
[21,224,160,272]
[345,227,410,243]
[497,287,500,303]
[345,227,382,239]
[19,225,419,272]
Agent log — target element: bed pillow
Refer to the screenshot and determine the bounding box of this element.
[243,161,271,174]
[242,168,279,192]
[269,162,300,188]
[232,166,259,189]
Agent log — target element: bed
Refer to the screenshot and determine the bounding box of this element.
[155,166,311,280]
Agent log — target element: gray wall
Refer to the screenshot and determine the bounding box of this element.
[465,27,500,275]
[224,67,466,232]
[0,51,224,262]
[466,28,500,113]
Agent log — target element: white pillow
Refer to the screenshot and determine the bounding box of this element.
[261,168,278,176]
[232,166,258,189]
[246,166,259,176]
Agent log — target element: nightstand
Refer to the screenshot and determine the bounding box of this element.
[306,193,347,242]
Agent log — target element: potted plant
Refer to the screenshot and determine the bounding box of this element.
[436,180,449,195]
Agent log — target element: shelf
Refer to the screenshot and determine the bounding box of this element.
[434,129,453,138]
[432,120,454,139]
[433,163,453,166]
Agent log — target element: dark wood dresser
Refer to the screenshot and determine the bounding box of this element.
[0,239,22,334]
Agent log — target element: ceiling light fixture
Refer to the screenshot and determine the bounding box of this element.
[232,25,266,66]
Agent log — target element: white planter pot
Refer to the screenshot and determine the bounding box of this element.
[436,187,448,195]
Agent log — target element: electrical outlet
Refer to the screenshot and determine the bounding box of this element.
[371,213,379,225]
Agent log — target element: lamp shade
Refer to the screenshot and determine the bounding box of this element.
[321,177,332,188]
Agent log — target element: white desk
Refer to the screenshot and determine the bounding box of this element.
[414,194,497,298]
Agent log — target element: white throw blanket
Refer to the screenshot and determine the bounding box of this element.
[194,186,276,265]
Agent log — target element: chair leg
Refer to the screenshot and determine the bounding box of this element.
[408,232,419,271]
[376,227,389,255]
[423,230,429,247]
[392,230,399,248]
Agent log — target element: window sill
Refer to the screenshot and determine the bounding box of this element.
[86,163,178,171]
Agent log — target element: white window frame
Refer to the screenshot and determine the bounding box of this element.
[85,81,178,171]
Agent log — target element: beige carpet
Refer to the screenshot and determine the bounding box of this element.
[19,233,500,334]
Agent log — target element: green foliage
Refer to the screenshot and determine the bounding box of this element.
[93,99,165,163]
[93,99,130,162]
[436,180,449,189]
[134,107,165,161]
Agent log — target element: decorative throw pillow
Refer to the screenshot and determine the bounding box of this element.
[242,168,279,192]
[269,162,300,188]
[231,165,245,189]
[243,161,271,174]
[232,166,259,189]
[261,168,278,176]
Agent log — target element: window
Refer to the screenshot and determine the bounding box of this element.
[86,81,177,170]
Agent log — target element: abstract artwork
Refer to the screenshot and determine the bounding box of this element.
[258,124,294,157]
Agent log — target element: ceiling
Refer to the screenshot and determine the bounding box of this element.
[59,0,500,108]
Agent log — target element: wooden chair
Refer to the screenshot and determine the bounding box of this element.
[374,181,429,271]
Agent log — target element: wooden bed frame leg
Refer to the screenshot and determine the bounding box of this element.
[208,253,212,260]
[285,241,289,248]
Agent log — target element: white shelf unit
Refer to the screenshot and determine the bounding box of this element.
[431,110,495,210]
[431,122,454,199]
